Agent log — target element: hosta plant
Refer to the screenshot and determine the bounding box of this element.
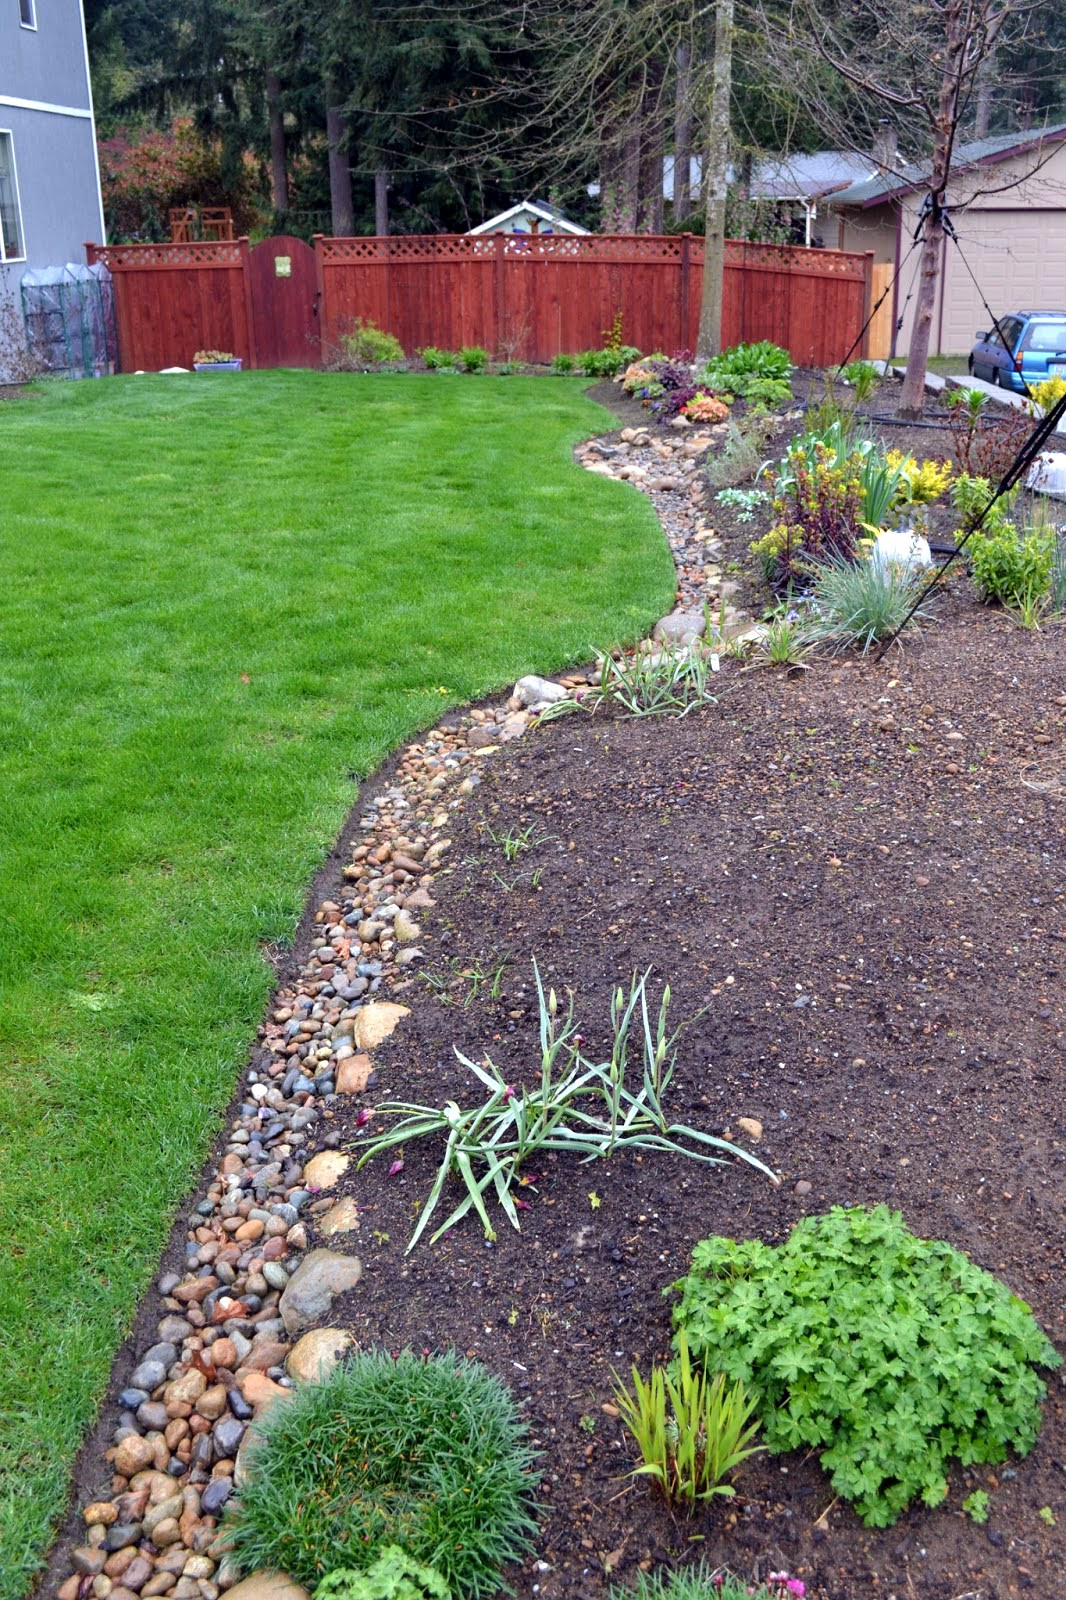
[671,1205,1060,1527]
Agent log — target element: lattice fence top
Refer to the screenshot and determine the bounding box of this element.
[318,233,690,264]
[316,233,869,275]
[91,242,245,269]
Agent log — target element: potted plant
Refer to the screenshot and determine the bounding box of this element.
[193,348,242,372]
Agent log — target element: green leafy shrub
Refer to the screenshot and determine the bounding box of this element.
[671,1205,1060,1527]
[224,1349,539,1597]
[701,341,792,403]
[612,1330,762,1506]
[968,520,1055,610]
[753,442,865,587]
[577,344,641,378]
[840,359,881,403]
[315,1548,451,1600]
[419,346,461,371]
[806,552,933,654]
[550,352,576,374]
[339,319,404,367]
[459,345,489,373]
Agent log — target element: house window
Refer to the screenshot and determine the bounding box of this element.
[0,133,26,261]
[19,0,37,27]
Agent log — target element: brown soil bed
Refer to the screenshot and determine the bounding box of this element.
[321,606,1064,1600]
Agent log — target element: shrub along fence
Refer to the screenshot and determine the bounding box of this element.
[86,232,874,373]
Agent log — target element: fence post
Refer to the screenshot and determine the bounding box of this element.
[679,233,692,351]
[238,237,259,370]
[860,251,874,360]
[312,235,326,361]
[84,242,99,266]
[494,231,505,358]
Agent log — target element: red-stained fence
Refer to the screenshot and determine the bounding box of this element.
[87,233,873,372]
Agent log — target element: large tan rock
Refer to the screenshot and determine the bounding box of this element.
[318,1196,360,1238]
[286,1328,354,1383]
[222,1574,310,1600]
[351,1002,409,1051]
[302,1150,349,1190]
[335,1054,373,1094]
[278,1249,363,1335]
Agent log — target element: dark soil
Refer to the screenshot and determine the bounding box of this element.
[313,383,1065,1600]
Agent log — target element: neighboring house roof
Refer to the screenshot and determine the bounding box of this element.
[747,151,875,200]
[830,121,1066,208]
[467,200,588,235]
[664,150,874,202]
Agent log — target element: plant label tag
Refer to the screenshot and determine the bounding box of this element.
[710,652,721,672]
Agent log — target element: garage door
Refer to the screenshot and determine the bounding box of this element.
[938,207,1066,353]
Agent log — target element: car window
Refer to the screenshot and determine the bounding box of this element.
[996,317,1024,350]
[1022,320,1066,352]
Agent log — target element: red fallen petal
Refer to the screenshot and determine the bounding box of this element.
[514,1198,532,1211]
[388,1159,404,1176]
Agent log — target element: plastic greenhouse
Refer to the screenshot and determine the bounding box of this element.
[20,262,118,379]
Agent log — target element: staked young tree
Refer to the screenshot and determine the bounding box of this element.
[774,0,1054,417]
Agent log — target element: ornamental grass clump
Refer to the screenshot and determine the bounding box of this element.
[354,965,776,1251]
[612,1330,763,1506]
[224,1349,538,1598]
[670,1205,1061,1527]
[806,553,933,654]
[613,1568,805,1599]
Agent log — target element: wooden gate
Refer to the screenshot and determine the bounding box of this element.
[248,236,319,367]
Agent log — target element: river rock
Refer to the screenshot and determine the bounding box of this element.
[278,1249,363,1335]
[317,1196,359,1237]
[285,1328,354,1383]
[513,674,567,708]
[652,608,706,645]
[223,1574,311,1600]
[351,1002,409,1051]
[303,1150,349,1191]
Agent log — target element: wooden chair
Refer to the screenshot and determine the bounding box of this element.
[200,208,234,241]
[168,207,197,242]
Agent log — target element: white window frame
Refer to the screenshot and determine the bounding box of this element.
[19,0,37,30]
[0,131,26,262]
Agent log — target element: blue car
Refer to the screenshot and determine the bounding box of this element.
[968,310,1066,392]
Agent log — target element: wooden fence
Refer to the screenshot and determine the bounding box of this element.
[87,233,874,373]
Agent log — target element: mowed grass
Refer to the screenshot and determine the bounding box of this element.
[0,371,674,1596]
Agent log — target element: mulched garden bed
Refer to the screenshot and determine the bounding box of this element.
[327,597,1064,1600]
[315,381,1065,1598]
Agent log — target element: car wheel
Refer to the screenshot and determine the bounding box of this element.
[991,368,1001,387]
[967,356,974,374]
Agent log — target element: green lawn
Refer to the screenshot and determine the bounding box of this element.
[0,371,674,1597]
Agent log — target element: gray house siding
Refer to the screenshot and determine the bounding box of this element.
[0,0,104,378]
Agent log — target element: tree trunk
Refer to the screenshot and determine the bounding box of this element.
[674,42,693,221]
[696,0,734,362]
[638,70,665,233]
[973,50,995,139]
[374,167,389,235]
[266,72,288,216]
[899,3,967,419]
[325,87,354,237]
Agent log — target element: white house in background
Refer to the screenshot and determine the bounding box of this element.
[663,150,876,243]
[467,199,589,237]
[0,0,104,377]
